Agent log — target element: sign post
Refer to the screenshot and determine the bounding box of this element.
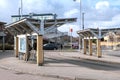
[70,28,73,49]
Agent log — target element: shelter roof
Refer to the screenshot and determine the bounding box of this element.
[0,22,6,25]
[5,18,76,36]
[77,28,120,39]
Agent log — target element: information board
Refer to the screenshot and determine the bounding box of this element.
[19,35,26,53]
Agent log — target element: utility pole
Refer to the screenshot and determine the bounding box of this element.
[73,0,85,50]
[18,8,21,20]
[21,0,23,18]
[79,0,82,50]
[54,14,57,44]
[70,28,73,49]
[18,0,23,20]
[82,12,85,30]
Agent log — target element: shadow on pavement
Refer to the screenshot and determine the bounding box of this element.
[45,57,120,71]
[1,50,120,72]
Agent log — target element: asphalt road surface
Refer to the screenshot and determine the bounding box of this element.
[44,51,120,80]
[0,68,64,80]
[45,51,120,71]
[1,50,120,80]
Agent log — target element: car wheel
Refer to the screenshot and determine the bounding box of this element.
[53,48,56,50]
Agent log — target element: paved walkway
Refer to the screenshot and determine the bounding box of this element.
[60,50,120,64]
[0,50,120,80]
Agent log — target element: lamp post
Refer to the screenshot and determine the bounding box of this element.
[18,8,21,20]
[19,0,23,19]
[20,0,23,19]
[70,28,73,49]
[82,12,85,30]
[18,0,23,20]
[53,14,58,45]
[73,0,82,50]
[73,0,82,30]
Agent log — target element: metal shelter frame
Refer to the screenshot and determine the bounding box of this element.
[5,18,77,66]
[0,22,6,52]
[77,28,120,58]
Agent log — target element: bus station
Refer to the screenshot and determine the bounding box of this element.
[5,17,76,66]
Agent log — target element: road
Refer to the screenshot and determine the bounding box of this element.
[44,51,120,80]
[1,50,120,80]
[45,51,120,71]
[0,67,64,80]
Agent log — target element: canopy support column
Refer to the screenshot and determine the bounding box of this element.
[37,35,44,66]
[83,39,87,54]
[89,38,92,56]
[25,35,29,61]
[2,36,5,52]
[15,36,19,57]
[97,39,101,58]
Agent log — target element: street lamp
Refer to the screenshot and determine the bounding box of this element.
[73,0,82,30]
[53,14,58,44]
[21,0,23,17]
[18,0,23,20]
[73,0,83,50]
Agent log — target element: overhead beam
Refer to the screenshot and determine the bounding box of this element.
[17,24,32,33]
[5,18,27,28]
[6,28,14,35]
[89,30,98,38]
[25,21,40,34]
[14,26,23,33]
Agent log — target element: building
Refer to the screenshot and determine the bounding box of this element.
[11,13,56,22]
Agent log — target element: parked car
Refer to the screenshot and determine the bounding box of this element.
[43,43,58,50]
[72,43,79,49]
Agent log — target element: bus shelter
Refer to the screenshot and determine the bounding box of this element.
[77,28,120,58]
[5,18,76,66]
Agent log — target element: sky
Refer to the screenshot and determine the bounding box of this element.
[0,0,120,37]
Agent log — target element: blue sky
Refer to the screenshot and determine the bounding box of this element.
[0,0,120,36]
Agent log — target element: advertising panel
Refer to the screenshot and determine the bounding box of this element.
[19,35,26,53]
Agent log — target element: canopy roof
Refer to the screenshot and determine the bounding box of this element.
[0,22,6,25]
[77,28,120,39]
[5,18,76,36]
[0,21,6,36]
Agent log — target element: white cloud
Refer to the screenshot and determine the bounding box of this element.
[74,0,81,3]
[112,14,120,21]
[86,20,120,30]
[58,24,79,37]
[23,0,50,13]
[0,0,8,8]
[64,9,79,18]
[0,0,120,36]
[95,1,109,10]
